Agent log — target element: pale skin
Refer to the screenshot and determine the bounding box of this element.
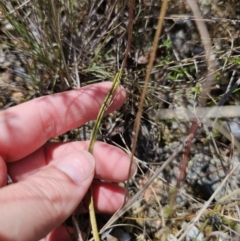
[0,82,135,241]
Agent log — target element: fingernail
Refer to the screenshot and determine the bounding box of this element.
[56,151,95,185]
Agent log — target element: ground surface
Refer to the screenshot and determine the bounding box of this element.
[1,0,240,240]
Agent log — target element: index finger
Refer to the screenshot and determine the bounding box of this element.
[0,82,126,162]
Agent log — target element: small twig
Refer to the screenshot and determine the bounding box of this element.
[169,120,199,213]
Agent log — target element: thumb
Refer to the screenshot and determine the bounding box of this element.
[0,150,95,241]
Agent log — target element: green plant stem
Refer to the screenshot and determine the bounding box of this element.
[87,0,135,238]
[87,71,122,241]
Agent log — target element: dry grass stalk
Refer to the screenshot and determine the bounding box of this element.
[186,0,217,107]
[156,105,240,121]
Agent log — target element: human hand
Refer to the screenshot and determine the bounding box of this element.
[0,82,135,241]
